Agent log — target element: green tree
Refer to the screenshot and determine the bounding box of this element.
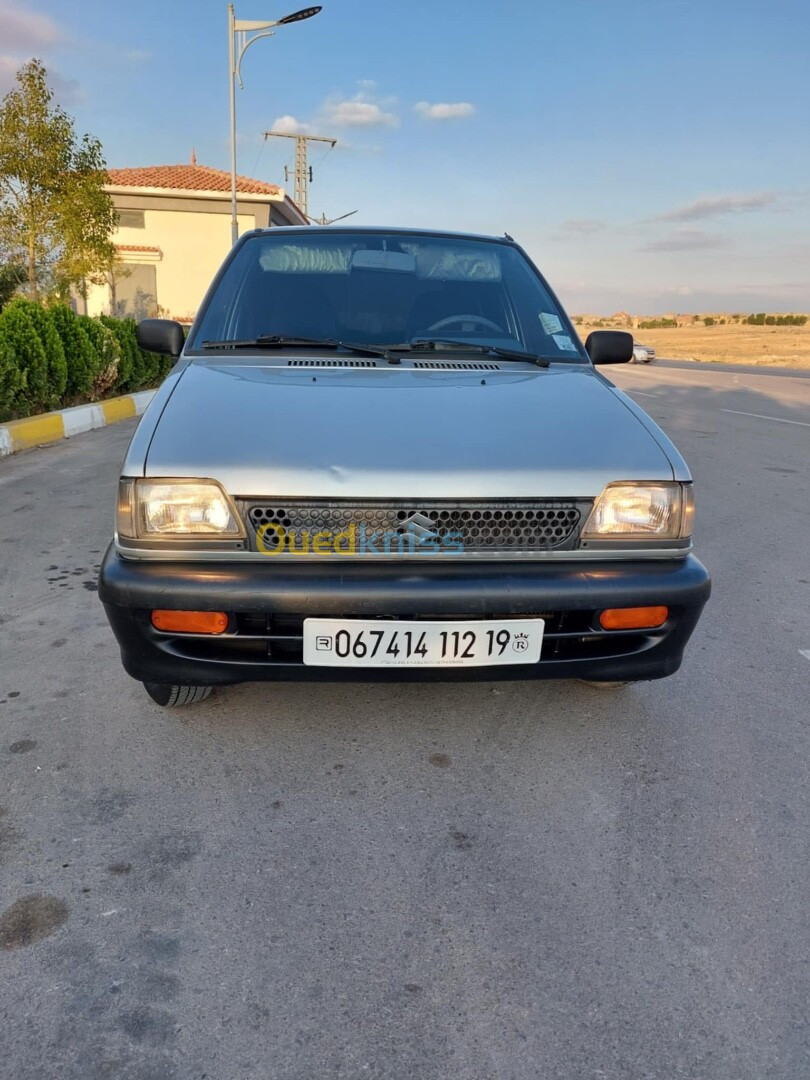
[0,59,116,300]
[15,299,68,404]
[100,314,139,389]
[78,316,120,396]
[0,262,25,310]
[50,304,98,398]
[99,315,164,390]
[0,325,24,418]
[102,254,133,317]
[0,300,49,413]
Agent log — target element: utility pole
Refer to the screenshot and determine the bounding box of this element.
[263,130,336,219]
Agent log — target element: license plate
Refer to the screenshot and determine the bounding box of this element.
[303,618,544,668]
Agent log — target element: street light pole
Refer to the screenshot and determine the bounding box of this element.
[229,5,238,246]
[228,4,323,247]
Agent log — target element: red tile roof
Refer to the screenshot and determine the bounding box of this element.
[107,164,281,196]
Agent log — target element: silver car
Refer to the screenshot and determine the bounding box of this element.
[99,227,710,707]
[632,343,656,364]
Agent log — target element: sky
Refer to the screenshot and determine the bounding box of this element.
[1,0,808,314]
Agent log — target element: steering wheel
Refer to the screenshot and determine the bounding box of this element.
[425,314,503,334]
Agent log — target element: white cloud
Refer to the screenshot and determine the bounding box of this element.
[324,99,398,129]
[322,91,398,129]
[45,65,81,104]
[414,101,475,121]
[0,4,62,50]
[550,218,605,240]
[270,114,311,135]
[0,53,81,102]
[654,192,779,222]
[0,53,20,90]
[0,6,79,99]
[640,229,732,253]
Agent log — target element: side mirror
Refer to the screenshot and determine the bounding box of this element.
[137,318,185,358]
[585,330,634,365]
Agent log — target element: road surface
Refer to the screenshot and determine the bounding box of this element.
[1,361,808,1079]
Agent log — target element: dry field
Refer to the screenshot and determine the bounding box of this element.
[576,322,810,368]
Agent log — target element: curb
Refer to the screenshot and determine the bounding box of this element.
[0,390,156,458]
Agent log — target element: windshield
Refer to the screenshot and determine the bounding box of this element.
[189,231,587,362]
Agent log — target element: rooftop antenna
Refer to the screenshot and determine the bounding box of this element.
[307,209,358,226]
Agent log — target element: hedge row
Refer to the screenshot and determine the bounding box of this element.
[0,299,173,422]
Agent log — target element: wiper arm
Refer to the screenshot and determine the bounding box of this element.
[201,335,334,349]
[200,335,392,360]
[410,338,550,368]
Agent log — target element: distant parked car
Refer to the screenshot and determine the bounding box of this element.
[632,342,656,364]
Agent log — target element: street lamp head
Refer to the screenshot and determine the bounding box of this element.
[278,6,322,24]
[230,3,323,246]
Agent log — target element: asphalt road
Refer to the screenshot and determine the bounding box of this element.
[1,361,808,1080]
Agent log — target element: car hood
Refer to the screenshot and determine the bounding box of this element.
[141,358,674,498]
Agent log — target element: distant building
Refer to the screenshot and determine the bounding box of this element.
[81,156,307,322]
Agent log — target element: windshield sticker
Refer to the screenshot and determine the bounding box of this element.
[553,333,578,352]
[539,312,563,335]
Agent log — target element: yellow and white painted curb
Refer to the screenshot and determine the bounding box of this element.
[0,390,155,458]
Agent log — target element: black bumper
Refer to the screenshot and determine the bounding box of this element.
[98,545,710,685]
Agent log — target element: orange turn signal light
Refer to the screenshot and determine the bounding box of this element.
[151,610,228,635]
[599,606,669,631]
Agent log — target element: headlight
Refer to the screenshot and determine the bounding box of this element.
[581,482,693,541]
[117,479,244,539]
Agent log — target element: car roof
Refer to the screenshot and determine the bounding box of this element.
[242,224,517,246]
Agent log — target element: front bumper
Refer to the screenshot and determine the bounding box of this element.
[98,545,710,685]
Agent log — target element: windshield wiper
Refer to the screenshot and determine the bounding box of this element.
[409,338,551,368]
[199,334,553,367]
[200,335,392,360]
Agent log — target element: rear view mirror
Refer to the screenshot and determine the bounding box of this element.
[137,319,185,358]
[350,249,416,273]
[585,330,634,365]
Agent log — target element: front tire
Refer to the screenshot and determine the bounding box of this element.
[143,683,214,708]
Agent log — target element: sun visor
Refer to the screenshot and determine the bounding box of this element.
[258,243,352,273]
[403,243,503,282]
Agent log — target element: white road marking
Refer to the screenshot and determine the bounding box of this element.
[629,391,658,398]
[800,650,810,662]
[721,409,810,428]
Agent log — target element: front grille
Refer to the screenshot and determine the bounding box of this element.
[238,499,591,555]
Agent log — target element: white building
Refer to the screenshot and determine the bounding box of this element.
[82,156,307,322]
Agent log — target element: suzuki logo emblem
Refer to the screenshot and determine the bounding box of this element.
[398,511,438,537]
